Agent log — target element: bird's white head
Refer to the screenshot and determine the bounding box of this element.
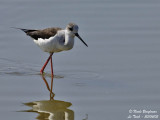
[66,23,88,47]
[66,23,79,35]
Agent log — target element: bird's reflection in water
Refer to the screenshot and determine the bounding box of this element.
[23,75,74,120]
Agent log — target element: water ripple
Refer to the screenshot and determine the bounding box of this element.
[0,58,102,80]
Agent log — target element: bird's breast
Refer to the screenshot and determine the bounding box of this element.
[63,37,74,50]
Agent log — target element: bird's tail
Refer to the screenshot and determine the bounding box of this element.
[11,27,37,33]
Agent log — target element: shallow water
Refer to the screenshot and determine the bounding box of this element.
[1,0,160,120]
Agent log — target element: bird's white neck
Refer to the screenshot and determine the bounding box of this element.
[64,30,75,48]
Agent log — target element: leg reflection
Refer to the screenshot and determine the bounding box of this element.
[41,75,55,100]
[23,75,74,120]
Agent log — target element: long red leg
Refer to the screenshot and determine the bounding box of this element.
[50,55,54,77]
[40,53,53,74]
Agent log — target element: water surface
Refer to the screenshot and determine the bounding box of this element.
[0,0,160,120]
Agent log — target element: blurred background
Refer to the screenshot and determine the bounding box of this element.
[0,0,160,120]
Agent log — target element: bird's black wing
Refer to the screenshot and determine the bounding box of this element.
[13,27,62,40]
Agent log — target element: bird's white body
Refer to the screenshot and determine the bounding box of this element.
[33,30,74,53]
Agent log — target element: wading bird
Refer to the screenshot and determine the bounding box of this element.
[14,23,88,77]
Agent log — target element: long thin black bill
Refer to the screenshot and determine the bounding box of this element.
[75,33,88,47]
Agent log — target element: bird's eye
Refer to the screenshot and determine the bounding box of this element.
[69,27,73,31]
